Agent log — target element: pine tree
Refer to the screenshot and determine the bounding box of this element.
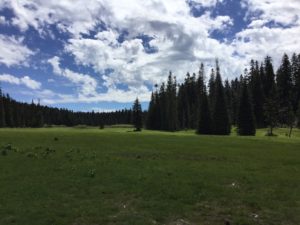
[208,68,216,107]
[0,88,6,127]
[291,53,300,112]
[263,56,276,98]
[197,88,212,134]
[132,98,142,131]
[264,87,279,136]
[230,78,240,126]
[166,72,178,131]
[276,53,293,125]
[297,100,300,128]
[177,84,186,129]
[146,92,155,129]
[249,60,265,128]
[224,79,232,125]
[159,82,167,130]
[211,60,231,135]
[286,103,295,137]
[237,82,256,136]
[4,94,14,127]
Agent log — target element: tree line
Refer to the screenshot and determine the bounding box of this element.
[0,90,134,128]
[146,53,300,135]
[1,53,300,134]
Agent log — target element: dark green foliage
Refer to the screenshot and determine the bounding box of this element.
[286,103,296,137]
[146,92,156,129]
[297,101,300,128]
[0,89,5,127]
[146,73,178,131]
[132,98,143,131]
[264,87,279,135]
[177,72,198,129]
[224,79,232,125]
[166,72,178,131]
[277,53,293,124]
[230,78,241,126]
[211,60,231,135]
[197,90,212,134]
[249,60,265,128]
[196,64,212,135]
[263,56,276,98]
[1,53,299,135]
[237,82,256,136]
[291,53,300,112]
[208,68,216,110]
[0,87,133,127]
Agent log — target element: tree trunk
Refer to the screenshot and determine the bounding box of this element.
[288,125,293,138]
[270,126,273,135]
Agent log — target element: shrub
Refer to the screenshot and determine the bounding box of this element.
[26,152,38,158]
[1,149,7,156]
[88,169,96,178]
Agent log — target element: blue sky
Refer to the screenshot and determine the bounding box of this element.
[0,0,300,112]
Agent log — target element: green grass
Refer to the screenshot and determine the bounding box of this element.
[0,127,300,225]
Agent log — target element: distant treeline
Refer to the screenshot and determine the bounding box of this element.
[1,53,300,134]
[146,53,300,135]
[0,92,134,127]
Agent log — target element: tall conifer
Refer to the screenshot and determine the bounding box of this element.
[237,82,256,135]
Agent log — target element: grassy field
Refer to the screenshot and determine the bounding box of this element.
[0,127,300,225]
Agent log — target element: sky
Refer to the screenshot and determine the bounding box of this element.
[0,0,300,112]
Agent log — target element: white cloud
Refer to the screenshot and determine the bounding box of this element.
[234,0,300,67]
[0,0,103,36]
[48,56,98,96]
[64,0,235,90]
[0,74,41,89]
[1,0,300,106]
[41,86,150,104]
[243,0,300,26]
[0,16,9,25]
[0,34,34,67]
[188,0,223,8]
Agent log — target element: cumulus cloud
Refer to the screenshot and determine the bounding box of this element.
[48,56,98,96]
[188,0,223,8]
[0,74,41,89]
[1,0,300,105]
[46,55,152,104]
[0,0,103,36]
[64,0,235,90]
[0,35,34,67]
[243,0,300,26]
[0,16,9,25]
[235,0,300,67]
[41,86,150,104]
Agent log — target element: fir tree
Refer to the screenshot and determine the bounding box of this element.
[276,53,293,125]
[146,92,155,129]
[286,103,295,137]
[211,60,231,135]
[132,98,142,131]
[291,53,300,112]
[208,68,216,107]
[159,82,167,130]
[166,72,178,131]
[197,88,212,134]
[237,82,256,136]
[0,88,6,127]
[249,60,265,128]
[264,87,279,136]
[297,100,300,128]
[263,56,276,98]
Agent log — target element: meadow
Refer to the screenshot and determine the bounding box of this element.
[0,127,300,225]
